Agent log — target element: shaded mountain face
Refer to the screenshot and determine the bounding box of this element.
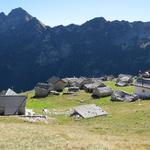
[0,8,150,91]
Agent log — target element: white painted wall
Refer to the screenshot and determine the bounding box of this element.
[135,86,150,98]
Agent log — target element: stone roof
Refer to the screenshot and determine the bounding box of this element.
[133,78,150,89]
[71,104,108,118]
[5,88,17,96]
[84,82,105,89]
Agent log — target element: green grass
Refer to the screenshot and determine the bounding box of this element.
[104,81,134,93]
[26,81,135,112]
[26,91,92,113]
[25,81,150,137]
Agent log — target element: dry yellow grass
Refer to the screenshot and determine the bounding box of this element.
[0,118,149,150]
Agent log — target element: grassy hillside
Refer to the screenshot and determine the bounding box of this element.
[0,81,150,150]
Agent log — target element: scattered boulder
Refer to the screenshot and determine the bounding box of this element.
[92,86,113,98]
[79,78,94,89]
[83,82,105,93]
[47,77,67,92]
[116,74,133,86]
[62,77,85,87]
[54,79,68,92]
[34,83,50,98]
[111,90,139,102]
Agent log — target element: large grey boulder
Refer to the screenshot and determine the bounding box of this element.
[111,90,138,102]
[116,74,133,86]
[92,86,113,98]
[34,83,50,98]
[47,77,67,92]
[54,79,68,92]
[79,78,94,89]
[83,82,105,93]
[62,77,85,87]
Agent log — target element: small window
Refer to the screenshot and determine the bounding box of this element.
[142,89,145,93]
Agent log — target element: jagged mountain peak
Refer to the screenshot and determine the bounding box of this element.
[0,8,46,31]
[8,7,32,22]
[8,7,30,16]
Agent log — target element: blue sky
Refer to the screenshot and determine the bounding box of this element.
[0,0,150,27]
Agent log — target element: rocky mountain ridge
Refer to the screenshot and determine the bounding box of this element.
[0,7,149,91]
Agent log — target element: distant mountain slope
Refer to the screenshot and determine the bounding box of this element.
[0,8,150,91]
